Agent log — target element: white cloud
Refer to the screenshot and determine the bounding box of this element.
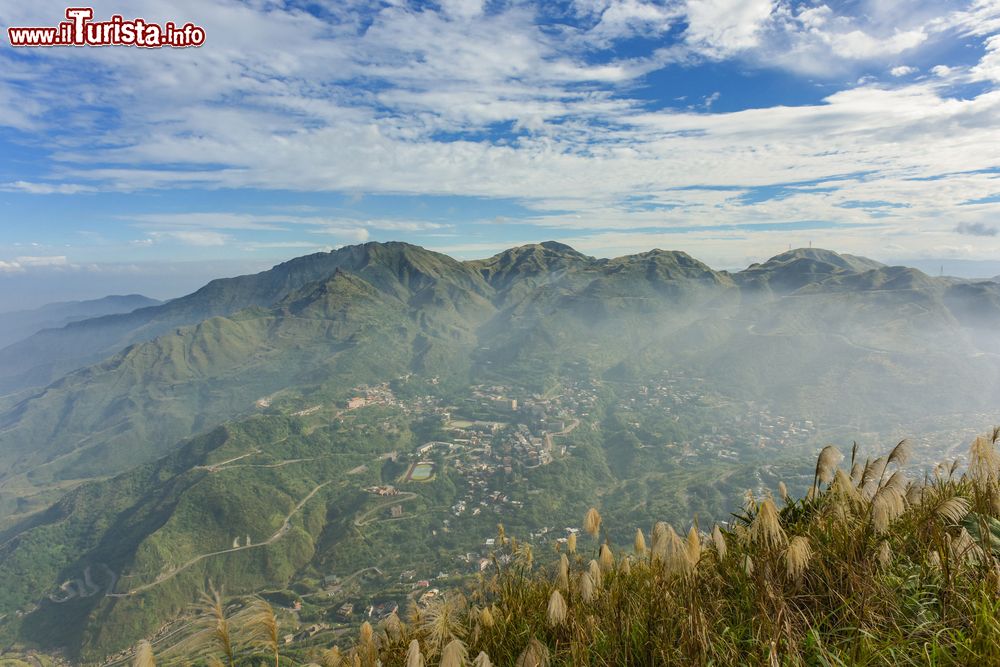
[150,231,231,246]
[890,65,918,76]
[0,255,69,272]
[2,181,95,194]
[0,1,999,265]
[971,34,1000,82]
[684,0,774,55]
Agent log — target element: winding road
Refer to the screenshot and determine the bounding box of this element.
[353,492,419,527]
[108,480,332,597]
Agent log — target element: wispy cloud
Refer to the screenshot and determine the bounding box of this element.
[0,0,997,265]
[955,221,998,236]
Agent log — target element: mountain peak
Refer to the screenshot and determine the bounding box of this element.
[737,247,885,294]
[757,247,884,273]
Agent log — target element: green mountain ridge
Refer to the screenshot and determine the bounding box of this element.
[2,242,1000,661]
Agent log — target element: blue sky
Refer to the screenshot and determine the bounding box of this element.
[1,0,999,308]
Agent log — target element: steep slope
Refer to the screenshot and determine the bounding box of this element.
[0,247,496,521]
[0,414,397,661]
[0,243,475,394]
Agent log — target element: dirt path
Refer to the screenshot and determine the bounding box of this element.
[353,492,419,527]
[545,417,580,452]
[108,480,332,597]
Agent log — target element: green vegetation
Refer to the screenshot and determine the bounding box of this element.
[2,242,1000,662]
[142,428,1000,666]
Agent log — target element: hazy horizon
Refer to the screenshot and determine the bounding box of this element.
[2,1,999,311]
[4,241,1000,313]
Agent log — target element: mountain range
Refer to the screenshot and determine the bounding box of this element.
[0,294,160,353]
[1,241,999,661]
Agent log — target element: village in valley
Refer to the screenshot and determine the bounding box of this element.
[235,369,846,653]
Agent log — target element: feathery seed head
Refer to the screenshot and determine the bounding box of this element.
[651,521,669,556]
[935,495,971,525]
[588,559,603,589]
[546,589,567,627]
[712,525,727,560]
[406,640,425,667]
[567,532,577,554]
[877,540,892,569]
[750,498,787,549]
[473,652,493,667]
[785,536,812,581]
[830,468,861,504]
[685,526,701,566]
[850,463,864,486]
[634,528,647,555]
[556,553,569,590]
[441,639,468,667]
[584,508,602,538]
[743,554,754,576]
[871,486,906,533]
[970,434,1000,482]
[778,481,789,502]
[620,557,631,575]
[320,646,343,667]
[861,457,887,497]
[887,439,911,468]
[599,543,614,572]
[359,621,374,646]
[580,572,595,602]
[884,470,908,492]
[815,446,844,486]
[479,606,494,629]
[906,483,925,506]
[384,610,402,641]
[516,638,550,667]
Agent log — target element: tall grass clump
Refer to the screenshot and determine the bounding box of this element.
[158,428,1000,666]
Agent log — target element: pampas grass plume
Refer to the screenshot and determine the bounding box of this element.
[584,507,602,538]
[547,589,567,627]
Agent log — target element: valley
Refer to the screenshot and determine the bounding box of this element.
[0,242,998,662]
